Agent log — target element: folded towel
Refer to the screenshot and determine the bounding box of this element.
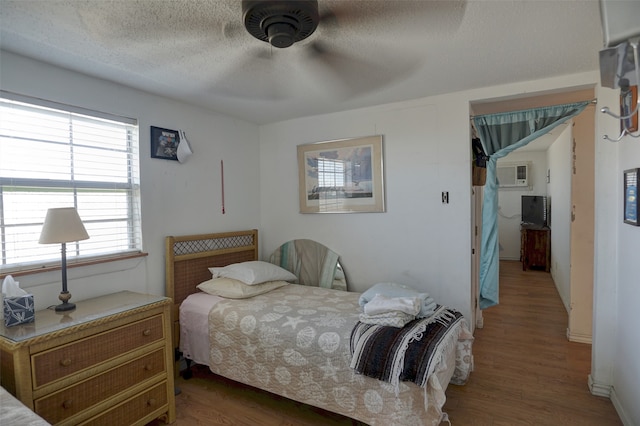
[359,282,437,318]
[423,299,438,313]
[359,311,415,328]
[363,294,421,316]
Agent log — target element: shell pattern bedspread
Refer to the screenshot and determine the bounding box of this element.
[1,387,50,426]
[207,284,472,426]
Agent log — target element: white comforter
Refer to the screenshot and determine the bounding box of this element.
[181,285,473,426]
[0,387,50,426]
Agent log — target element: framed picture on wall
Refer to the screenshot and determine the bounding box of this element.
[620,85,638,133]
[624,168,639,226]
[297,135,385,213]
[150,126,180,161]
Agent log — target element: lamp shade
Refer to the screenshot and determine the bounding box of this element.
[39,207,89,244]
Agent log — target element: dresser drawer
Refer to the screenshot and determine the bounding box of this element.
[32,315,164,388]
[80,381,168,426]
[35,348,166,424]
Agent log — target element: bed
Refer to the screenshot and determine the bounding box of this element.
[166,230,473,426]
[0,386,50,426]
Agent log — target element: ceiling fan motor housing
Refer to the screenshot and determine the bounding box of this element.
[242,0,319,48]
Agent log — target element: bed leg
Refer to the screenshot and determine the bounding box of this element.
[181,358,193,380]
[174,348,194,380]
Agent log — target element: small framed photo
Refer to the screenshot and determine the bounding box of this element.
[297,135,385,213]
[624,168,639,226]
[620,85,638,133]
[150,126,180,160]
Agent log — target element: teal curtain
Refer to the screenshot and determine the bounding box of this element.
[473,101,590,309]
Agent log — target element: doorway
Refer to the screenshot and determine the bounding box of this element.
[470,86,596,342]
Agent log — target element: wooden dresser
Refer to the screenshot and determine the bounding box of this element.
[0,291,175,426]
[520,224,551,272]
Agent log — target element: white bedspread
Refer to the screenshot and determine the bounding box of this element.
[0,387,50,426]
[180,286,473,426]
[180,292,224,365]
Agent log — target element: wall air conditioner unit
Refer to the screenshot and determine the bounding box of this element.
[497,162,529,188]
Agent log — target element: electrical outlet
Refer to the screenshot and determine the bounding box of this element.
[442,191,449,204]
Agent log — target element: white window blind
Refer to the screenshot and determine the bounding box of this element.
[317,158,345,188]
[0,93,142,272]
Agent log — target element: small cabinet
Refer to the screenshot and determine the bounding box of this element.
[520,225,551,272]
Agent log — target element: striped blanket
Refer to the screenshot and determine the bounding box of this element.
[350,305,463,394]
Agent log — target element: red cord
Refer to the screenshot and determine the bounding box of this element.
[221,160,225,214]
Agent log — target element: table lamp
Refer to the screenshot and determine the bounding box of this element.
[39,207,89,312]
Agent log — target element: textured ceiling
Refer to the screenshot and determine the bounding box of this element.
[0,0,604,124]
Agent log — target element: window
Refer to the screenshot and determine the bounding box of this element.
[0,92,141,273]
[317,158,345,188]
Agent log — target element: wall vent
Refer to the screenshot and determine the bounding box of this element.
[497,163,529,188]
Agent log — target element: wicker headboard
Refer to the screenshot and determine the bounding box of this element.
[165,229,258,351]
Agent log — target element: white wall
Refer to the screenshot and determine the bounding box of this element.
[258,99,473,319]
[547,126,572,311]
[0,51,261,308]
[496,151,548,260]
[610,95,640,425]
[590,84,638,425]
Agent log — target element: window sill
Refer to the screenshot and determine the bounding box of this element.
[0,252,149,280]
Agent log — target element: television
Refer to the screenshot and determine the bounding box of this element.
[521,195,547,226]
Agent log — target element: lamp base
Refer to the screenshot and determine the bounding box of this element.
[55,302,76,312]
[55,291,76,312]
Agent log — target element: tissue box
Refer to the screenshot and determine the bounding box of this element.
[3,294,35,327]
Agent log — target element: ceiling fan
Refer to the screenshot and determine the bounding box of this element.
[218,0,467,100]
[242,0,320,49]
[70,0,467,101]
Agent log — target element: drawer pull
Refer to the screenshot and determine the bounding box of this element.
[142,329,152,336]
[144,364,153,371]
[62,399,73,409]
[147,398,157,407]
[60,358,72,367]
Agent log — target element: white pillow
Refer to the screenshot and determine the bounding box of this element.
[197,277,288,299]
[208,261,297,285]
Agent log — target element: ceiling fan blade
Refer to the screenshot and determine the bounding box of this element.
[210,47,294,100]
[305,40,420,98]
[318,0,467,36]
[223,21,245,40]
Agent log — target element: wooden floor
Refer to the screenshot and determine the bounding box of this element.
[444,261,621,425]
[153,260,621,425]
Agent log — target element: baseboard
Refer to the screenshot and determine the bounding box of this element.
[566,328,592,344]
[588,377,634,424]
[610,386,634,426]
[498,256,520,261]
[588,374,611,397]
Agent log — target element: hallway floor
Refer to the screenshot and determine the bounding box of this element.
[443,260,621,425]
